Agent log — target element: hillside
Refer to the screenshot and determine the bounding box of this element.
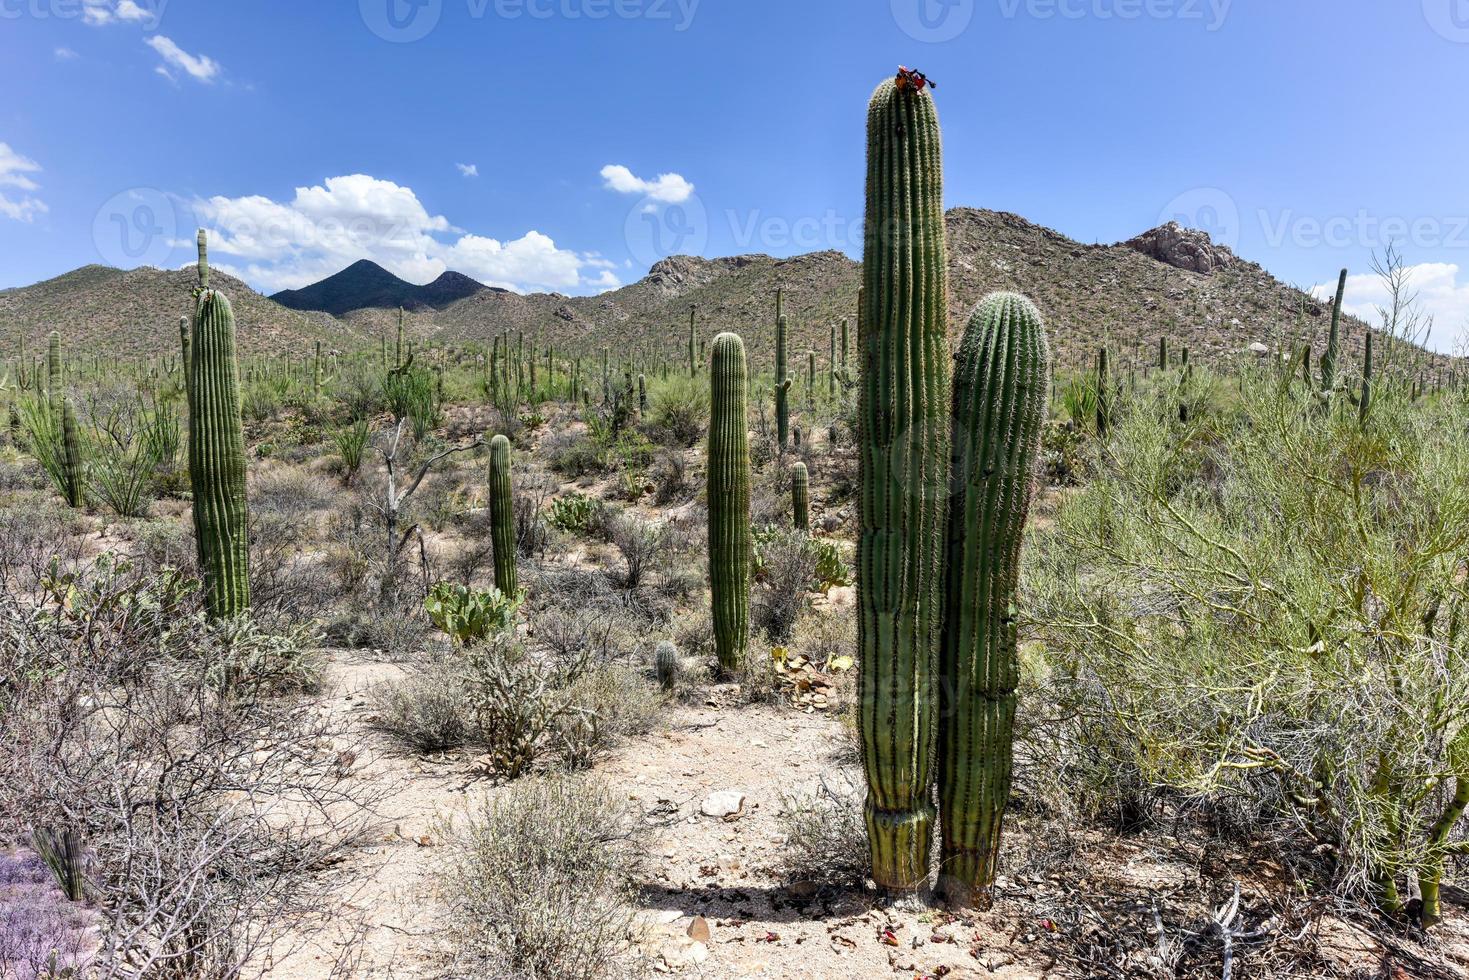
[0,265,356,360]
[270,259,495,317]
[0,210,1414,372]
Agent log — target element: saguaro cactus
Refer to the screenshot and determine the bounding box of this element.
[60,397,84,508]
[938,292,1050,907]
[1158,336,1168,371]
[188,230,251,620]
[1321,268,1347,391]
[46,331,62,418]
[791,461,810,533]
[775,303,791,451]
[708,332,751,674]
[857,70,951,891]
[488,434,518,597]
[689,307,698,376]
[1096,346,1110,436]
[1359,332,1374,426]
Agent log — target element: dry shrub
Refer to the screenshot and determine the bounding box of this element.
[439,775,646,980]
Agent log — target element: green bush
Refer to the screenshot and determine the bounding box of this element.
[1026,371,1469,924]
[646,373,709,447]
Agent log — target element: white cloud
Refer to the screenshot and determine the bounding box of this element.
[1312,262,1469,354]
[54,47,79,61]
[456,163,479,178]
[600,164,694,204]
[83,0,159,27]
[196,173,607,295]
[146,35,220,83]
[0,143,47,223]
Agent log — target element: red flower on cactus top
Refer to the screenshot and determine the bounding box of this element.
[896,66,936,93]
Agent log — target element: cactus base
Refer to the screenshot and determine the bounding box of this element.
[864,800,935,892]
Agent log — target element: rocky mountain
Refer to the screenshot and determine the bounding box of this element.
[270,259,495,317]
[0,210,1411,372]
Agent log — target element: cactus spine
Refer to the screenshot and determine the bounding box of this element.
[188,231,251,620]
[938,292,1050,906]
[1322,268,1346,391]
[857,72,951,891]
[791,461,810,533]
[708,332,751,675]
[488,434,518,597]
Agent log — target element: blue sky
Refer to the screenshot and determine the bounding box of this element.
[4,0,1469,348]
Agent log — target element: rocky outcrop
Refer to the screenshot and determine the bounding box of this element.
[1124,222,1235,275]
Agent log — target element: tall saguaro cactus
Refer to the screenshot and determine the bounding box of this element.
[59,397,84,509]
[791,461,810,533]
[488,434,518,597]
[1321,268,1347,392]
[938,292,1050,907]
[857,71,952,891]
[1096,346,1110,436]
[775,302,791,451]
[707,332,751,675]
[188,230,251,620]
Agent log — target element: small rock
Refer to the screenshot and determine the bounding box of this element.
[701,791,747,820]
[687,916,711,943]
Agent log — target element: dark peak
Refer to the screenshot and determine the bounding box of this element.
[271,260,488,316]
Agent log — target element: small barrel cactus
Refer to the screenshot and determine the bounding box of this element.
[488,434,518,598]
[655,640,680,691]
[791,461,810,533]
[938,292,1050,907]
[708,332,751,675]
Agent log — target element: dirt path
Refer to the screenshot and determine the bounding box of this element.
[277,653,1061,979]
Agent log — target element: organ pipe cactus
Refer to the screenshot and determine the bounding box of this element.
[857,71,951,891]
[938,292,1050,907]
[488,434,518,597]
[791,461,809,533]
[707,332,751,675]
[188,230,251,620]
